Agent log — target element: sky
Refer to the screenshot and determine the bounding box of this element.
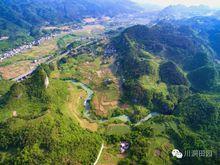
[131,0,220,8]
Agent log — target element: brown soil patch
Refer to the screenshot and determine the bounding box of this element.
[93,94,118,117]
[0,61,33,79]
[96,70,102,78]
[0,35,60,79]
[155,149,162,157]
[73,24,105,35]
[119,104,130,109]
[164,143,171,150]
[0,56,49,79]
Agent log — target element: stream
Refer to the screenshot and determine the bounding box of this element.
[70,80,160,125]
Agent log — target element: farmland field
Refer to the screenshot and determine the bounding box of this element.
[0,33,68,79]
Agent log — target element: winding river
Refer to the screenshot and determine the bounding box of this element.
[70,80,160,125]
[71,80,94,118]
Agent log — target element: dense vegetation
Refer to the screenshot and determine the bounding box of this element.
[1,7,220,163]
[159,61,188,86]
[173,16,220,59]
[0,0,138,28]
[112,18,220,164]
[177,94,219,131]
[0,66,102,164]
[188,65,218,91]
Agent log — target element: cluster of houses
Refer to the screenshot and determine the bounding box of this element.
[69,40,96,57]
[104,44,116,57]
[0,44,32,62]
[0,36,9,41]
[0,34,58,62]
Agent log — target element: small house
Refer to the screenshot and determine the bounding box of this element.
[120,142,129,153]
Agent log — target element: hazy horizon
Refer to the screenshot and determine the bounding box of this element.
[131,0,220,8]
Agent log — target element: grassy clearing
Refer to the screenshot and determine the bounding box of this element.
[107,124,131,135]
[139,75,168,96]
[97,145,124,165]
[146,137,174,165]
[139,57,169,97]
[57,34,76,49]
[66,82,98,131]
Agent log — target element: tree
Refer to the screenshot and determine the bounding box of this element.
[159,61,188,86]
[188,66,218,91]
[177,94,219,130]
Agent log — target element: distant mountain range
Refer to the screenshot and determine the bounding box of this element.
[2,1,220,54]
[156,5,216,20]
[0,0,139,36]
[2,1,220,37]
[0,0,140,53]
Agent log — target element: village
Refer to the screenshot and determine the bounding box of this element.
[0,14,140,63]
[0,33,61,62]
[0,17,105,62]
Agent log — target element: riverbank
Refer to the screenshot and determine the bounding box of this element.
[69,79,160,126]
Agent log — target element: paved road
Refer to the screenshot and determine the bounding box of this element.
[94,143,104,165]
[13,69,36,82]
[12,40,94,82]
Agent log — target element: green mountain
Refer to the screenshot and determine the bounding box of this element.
[0,67,101,164]
[112,18,220,165]
[113,21,219,88]
[174,16,220,59]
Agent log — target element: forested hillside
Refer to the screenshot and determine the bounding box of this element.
[0,66,102,164]
[0,1,220,163]
[174,16,220,59]
[112,18,220,164]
